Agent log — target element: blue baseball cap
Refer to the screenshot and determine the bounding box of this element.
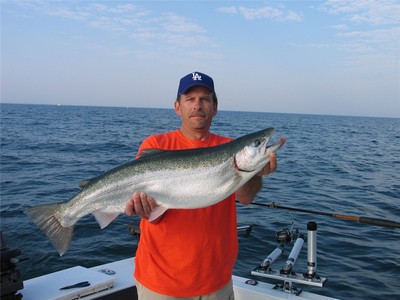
[177,72,215,97]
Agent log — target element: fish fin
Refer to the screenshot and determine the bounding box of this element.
[137,148,166,159]
[79,177,101,189]
[148,206,169,223]
[79,179,92,189]
[25,203,73,257]
[92,211,119,229]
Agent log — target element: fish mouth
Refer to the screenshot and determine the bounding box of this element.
[265,137,286,154]
[259,138,270,155]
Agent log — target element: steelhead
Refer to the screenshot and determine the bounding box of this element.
[26,128,286,256]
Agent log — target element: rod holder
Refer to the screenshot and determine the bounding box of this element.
[304,221,318,278]
[259,245,284,270]
[251,221,327,291]
[280,234,305,275]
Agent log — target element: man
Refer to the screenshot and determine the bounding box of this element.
[125,71,278,299]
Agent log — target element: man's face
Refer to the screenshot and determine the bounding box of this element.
[175,86,218,132]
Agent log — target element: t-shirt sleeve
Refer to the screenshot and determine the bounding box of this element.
[136,136,160,158]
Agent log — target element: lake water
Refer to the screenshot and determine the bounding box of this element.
[1,103,399,299]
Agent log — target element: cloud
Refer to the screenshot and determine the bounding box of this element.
[338,26,400,55]
[90,3,138,14]
[156,13,206,34]
[216,6,237,15]
[331,24,349,30]
[14,1,92,21]
[321,0,400,25]
[217,5,302,21]
[8,1,211,49]
[9,1,149,30]
[321,0,400,72]
[129,13,210,48]
[46,6,90,21]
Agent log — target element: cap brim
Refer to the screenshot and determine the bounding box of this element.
[178,83,214,95]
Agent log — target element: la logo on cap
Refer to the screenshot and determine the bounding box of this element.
[192,72,202,81]
[177,71,214,96]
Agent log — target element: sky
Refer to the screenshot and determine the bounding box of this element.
[1,0,399,118]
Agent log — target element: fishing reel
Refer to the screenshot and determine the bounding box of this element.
[276,227,293,245]
[275,215,300,246]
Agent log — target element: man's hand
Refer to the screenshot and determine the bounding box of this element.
[125,192,158,218]
[257,153,277,177]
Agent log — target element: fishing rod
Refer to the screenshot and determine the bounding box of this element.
[242,201,400,229]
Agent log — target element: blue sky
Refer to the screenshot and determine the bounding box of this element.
[1,1,399,118]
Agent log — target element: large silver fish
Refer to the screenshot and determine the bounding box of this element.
[26,128,285,256]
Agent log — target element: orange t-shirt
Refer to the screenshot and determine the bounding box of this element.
[134,130,238,297]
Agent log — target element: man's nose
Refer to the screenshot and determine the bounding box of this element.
[193,98,202,110]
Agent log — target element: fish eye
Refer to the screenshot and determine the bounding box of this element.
[253,139,261,146]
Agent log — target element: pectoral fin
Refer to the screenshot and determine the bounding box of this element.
[92,211,120,229]
[148,206,169,223]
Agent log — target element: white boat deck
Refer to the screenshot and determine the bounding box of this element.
[22,257,339,300]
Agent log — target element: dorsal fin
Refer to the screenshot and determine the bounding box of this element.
[79,179,92,189]
[79,175,102,188]
[138,148,166,159]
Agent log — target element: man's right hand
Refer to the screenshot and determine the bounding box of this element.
[125,192,158,219]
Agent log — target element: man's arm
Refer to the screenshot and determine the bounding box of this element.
[235,153,277,205]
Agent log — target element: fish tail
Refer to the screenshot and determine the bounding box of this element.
[26,203,74,257]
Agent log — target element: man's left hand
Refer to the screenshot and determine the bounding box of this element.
[257,153,277,176]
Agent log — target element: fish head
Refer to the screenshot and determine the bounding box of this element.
[234,128,286,173]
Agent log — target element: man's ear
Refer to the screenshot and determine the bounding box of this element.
[174,100,181,116]
[213,101,218,117]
